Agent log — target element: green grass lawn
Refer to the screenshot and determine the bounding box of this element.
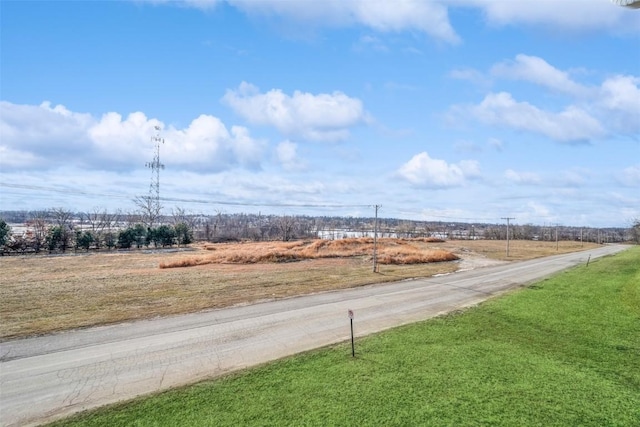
[51,247,640,427]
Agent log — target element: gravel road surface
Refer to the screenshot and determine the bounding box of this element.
[0,244,628,426]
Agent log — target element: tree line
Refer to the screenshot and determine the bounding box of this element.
[1,209,638,255]
[0,209,194,255]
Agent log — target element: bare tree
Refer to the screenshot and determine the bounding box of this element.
[27,211,49,253]
[133,195,162,228]
[171,207,199,230]
[50,208,75,252]
[277,215,296,241]
[631,218,640,244]
[51,208,73,227]
[212,209,225,240]
[171,207,188,225]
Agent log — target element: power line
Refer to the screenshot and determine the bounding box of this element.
[0,182,370,209]
[0,182,133,200]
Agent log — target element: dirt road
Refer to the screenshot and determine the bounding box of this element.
[0,244,628,426]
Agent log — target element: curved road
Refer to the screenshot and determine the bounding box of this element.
[0,244,628,426]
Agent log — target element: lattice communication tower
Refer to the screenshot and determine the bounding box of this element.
[145,126,165,214]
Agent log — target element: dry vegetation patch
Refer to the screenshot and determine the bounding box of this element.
[160,238,457,269]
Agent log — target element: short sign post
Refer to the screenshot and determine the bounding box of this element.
[348,309,355,357]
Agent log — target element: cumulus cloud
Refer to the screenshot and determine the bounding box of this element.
[504,169,542,185]
[452,0,639,33]
[152,1,459,42]
[452,55,639,140]
[490,56,640,135]
[144,0,638,42]
[347,0,458,43]
[397,151,480,188]
[0,101,94,154]
[453,92,604,143]
[222,82,369,142]
[0,101,265,172]
[276,140,306,171]
[0,146,42,169]
[597,75,640,134]
[491,54,588,97]
[88,111,161,164]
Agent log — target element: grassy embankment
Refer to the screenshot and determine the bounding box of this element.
[50,246,640,426]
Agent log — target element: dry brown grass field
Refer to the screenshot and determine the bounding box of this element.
[0,238,599,340]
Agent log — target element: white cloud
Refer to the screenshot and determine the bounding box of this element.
[560,169,589,187]
[276,140,306,171]
[456,92,604,143]
[488,56,640,135]
[0,146,43,169]
[597,75,640,134]
[600,75,640,111]
[141,0,220,10]
[88,111,161,164]
[354,35,389,52]
[144,0,639,41]
[504,169,542,185]
[229,125,265,168]
[525,201,551,220]
[618,164,640,187]
[453,0,639,33]
[449,67,492,89]
[229,0,460,43]
[397,151,480,188]
[460,56,639,139]
[222,82,369,142]
[163,116,265,171]
[348,0,458,43]
[491,54,588,97]
[0,101,265,172]
[488,138,504,151]
[0,101,94,153]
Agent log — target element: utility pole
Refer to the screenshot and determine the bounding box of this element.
[373,205,380,272]
[555,224,559,251]
[501,217,515,257]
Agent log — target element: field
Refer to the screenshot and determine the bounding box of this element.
[0,238,599,340]
[48,245,640,426]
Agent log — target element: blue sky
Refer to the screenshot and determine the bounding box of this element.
[1,0,639,227]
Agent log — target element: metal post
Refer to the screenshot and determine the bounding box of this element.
[348,309,355,357]
[350,318,355,357]
[373,205,380,272]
